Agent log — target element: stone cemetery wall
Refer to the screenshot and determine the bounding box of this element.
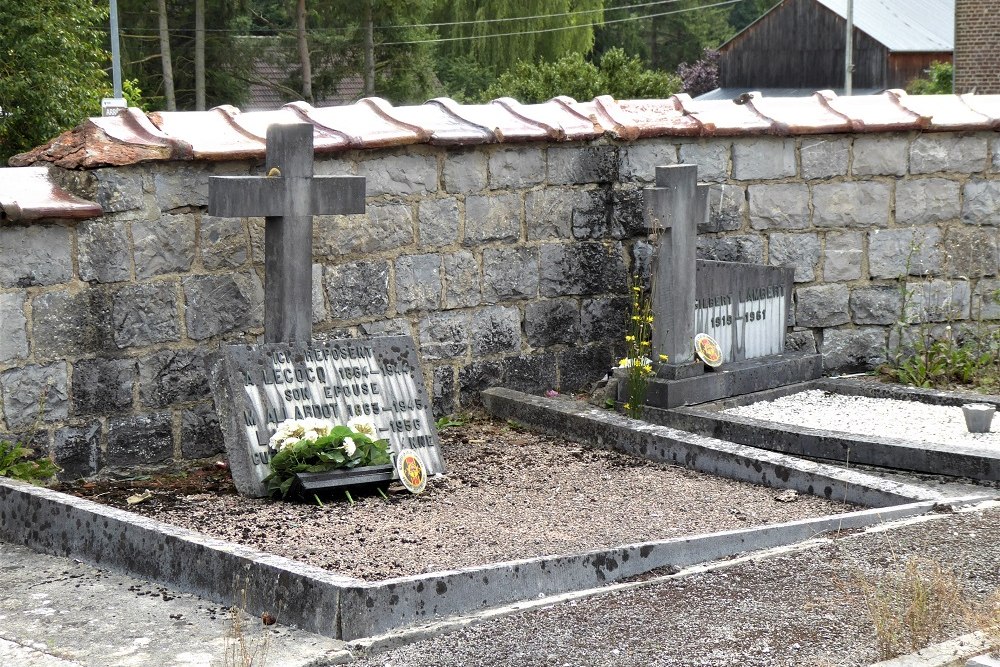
[2,128,999,477]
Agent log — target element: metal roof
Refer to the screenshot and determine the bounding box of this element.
[814,0,954,52]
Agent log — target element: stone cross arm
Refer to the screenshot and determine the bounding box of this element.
[209,174,365,218]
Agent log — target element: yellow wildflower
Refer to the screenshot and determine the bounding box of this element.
[623,402,631,410]
[632,286,641,292]
[658,354,669,362]
[639,340,650,347]
[625,335,635,342]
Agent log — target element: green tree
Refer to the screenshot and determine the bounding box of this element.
[0,0,109,162]
[727,0,780,33]
[906,61,953,95]
[481,47,679,103]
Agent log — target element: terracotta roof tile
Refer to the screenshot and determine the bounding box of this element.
[12,92,1000,170]
[0,167,101,222]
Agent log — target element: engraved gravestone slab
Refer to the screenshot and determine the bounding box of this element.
[212,335,443,497]
[694,260,794,363]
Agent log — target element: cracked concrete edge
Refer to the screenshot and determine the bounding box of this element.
[481,388,981,507]
[867,631,993,667]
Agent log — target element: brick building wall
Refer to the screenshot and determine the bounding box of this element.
[954,0,1000,94]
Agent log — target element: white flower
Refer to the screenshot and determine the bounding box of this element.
[348,419,375,436]
[342,437,357,457]
[268,418,334,450]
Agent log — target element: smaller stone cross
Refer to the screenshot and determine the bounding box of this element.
[208,123,365,343]
[644,164,709,378]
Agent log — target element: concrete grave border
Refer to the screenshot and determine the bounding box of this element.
[0,387,992,642]
[648,377,1000,482]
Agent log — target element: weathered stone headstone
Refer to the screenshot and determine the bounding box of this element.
[638,164,820,408]
[212,336,443,497]
[207,124,444,496]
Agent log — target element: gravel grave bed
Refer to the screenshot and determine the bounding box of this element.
[56,414,854,581]
[725,388,1000,448]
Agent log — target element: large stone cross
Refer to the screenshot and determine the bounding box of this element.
[208,123,365,343]
[644,164,709,379]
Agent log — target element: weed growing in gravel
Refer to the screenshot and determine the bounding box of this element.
[621,273,656,419]
[224,585,272,667]
[856,557,965,661]
[0,393,59,484]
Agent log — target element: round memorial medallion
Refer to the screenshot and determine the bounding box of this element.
[694,333,724,368]
[396,448,428,494]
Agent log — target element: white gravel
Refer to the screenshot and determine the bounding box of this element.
[724,389,1000,448]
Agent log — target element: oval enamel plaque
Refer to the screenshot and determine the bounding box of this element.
[694,333,724,368]
[396,448,428,494]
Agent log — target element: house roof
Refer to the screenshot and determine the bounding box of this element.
[814,0,954,52]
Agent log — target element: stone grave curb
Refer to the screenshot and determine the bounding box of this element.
[867,631,993,667]
[481,388,972,507]
[652,379,1000,482]
[0,476,967,646]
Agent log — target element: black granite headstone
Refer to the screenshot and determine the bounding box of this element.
[212,336,444,497]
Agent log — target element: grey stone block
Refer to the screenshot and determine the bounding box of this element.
[106,412,174,466]
[581,295,629,344]
[249,217,264,264]
[200,215,248,270]
[183,273,263,340]
[419,311,471,360]
[943,225,999,278]
[796,284,851,327]
[823,231,863,282]
[53,422,101,479]
[112,281,180,348]
[611,188,645,236]
[458,353,558,402]
[852,135,908,176]
[910,134,988,174]
[443,250,480,308]
[619,140,678,182]
[93,166,146,213]
[548,145,618,184]
[785,329,817,353]
[357,318,411,337]
[133,215,196,278]
[181,404,224,459]
[0,293,28,363]
[821,327,887,371]
[895,178,960,225]
[394,253,442,313]
[539,242,627,297]
[800,136,850,179]
[525,188,589,240]
[418,198,460,247]
[868,227,943,278]
[78,220,132,283]
[906,279,971,322]
[153,166,209,210]
[464,193,521,245]
[72,357,135,416]
[812,182,890,228]
[314,203,414,256]
[0,362,68,429]
[432,366,456,417]
[849,286,903,325]
[748,184,810,230]
[768,232,821,282]
[482,247,539,302]
[962,180,1000,225]
[731,138,796,180]
[572,190,615,240]
[697,235,765,264]
[0,225,72,288]
[357,152,438,196]
[488,147,545,189]
[558,344,616,392]
[699,184,745,233]
[324,259,390,320]
[139,348,213,408]
[524,299,580,347]
[471,305,522,355]
[677,141,727,182]
[443,151,488,193]
[973,278,1000,320]
[312,264,326,324]
[31,288,114,358]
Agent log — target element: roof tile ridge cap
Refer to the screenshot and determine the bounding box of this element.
[549,95,603,129]
[668,93,711,134]
[811,89,855,124]
[114,107,175,144]
[132,109,195,159]
[590,95,639,141]
[210,105,269,147]
[283,101,355,145]
[490,97,564,141]
[741,92,789,135]
[881,89,931,129]
[959,93,1000,128]
[425,98,499,140]
[358,97,432,142]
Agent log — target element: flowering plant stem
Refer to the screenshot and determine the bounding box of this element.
[622,275,656,419]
